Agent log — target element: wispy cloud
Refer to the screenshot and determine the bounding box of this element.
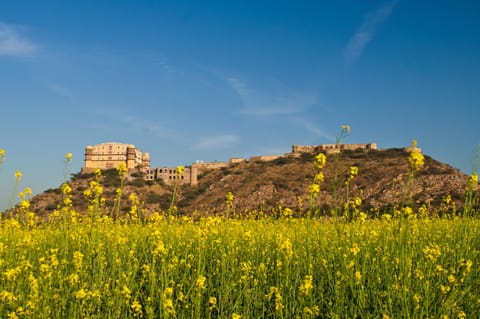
[226,76,317,117]
[47,83,73,100]
[86,107,182,141]
[237,105,307,116]
[120,115,177,139]
[152,60,184,75]
[344,1,397,65]
[294,118,336,142]
[191,134,239,150]
[226,77,253,98]
[0,21,37,57]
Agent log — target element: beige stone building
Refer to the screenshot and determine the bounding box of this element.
[82,142,151,173]
[145,166,198,186]
[82,142,199,185]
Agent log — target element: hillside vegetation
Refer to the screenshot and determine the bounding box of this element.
[28,148,470,218]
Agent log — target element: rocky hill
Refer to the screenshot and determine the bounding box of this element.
[27,148,474,217]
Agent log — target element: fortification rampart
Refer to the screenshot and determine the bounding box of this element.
[82,141,378,186]
[192,161,228,172]
[229,157,247,164]
[249,155,282,162]
[292,143,377,154]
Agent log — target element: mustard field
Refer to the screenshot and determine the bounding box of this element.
[1,138,479,318]
[0,216,479,318]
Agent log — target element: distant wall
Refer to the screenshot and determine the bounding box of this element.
[292,145,316,153]
[292,143,377,154]
[249,155,281,162]
[192,162,228,171]
[229,157,247,164]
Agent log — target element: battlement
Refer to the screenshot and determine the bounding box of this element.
[291,143,377,154]
[192,161,229,171]
[249,155,282,162]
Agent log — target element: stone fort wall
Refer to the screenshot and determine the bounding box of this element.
[292,143,377,154]
[83,142,379,186]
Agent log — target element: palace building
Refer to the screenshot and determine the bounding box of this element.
[81,142,198,185]
[82,142,151,173]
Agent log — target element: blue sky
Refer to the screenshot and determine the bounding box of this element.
[1,1,479,209]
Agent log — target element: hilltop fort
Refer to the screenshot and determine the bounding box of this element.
[82,142,380,186]
[27,142,464,217]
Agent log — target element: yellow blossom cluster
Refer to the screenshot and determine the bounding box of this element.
[408,140,425,171]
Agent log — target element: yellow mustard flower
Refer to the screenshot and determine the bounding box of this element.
[279,238,293,258]
[354,271,362,283]
[226,191,234,203]
[24,187,32,195]
[0,148,5,164]
[467,173,478,190]
[350,244,360,256]
[117,163,128,177]
[196,275,207,291]
[282,207,293,218]
[65,152,73,162]
[75,289,88,300]
[314,171,324,183]
[309,183,320,198]
[408,140,424,170]
[7,312,18,319]
[162,287,176,316]
[177,165,185,176]
[208,296,217,309]
[299,275,314,296]
[73,251,84,270]
[341,125,351,134]
[131,299,143,317]
[0,290,17,304]
[348,166,359,182]
[61,183,72,195]
[314,153,327,169]
[121,285,132,300]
